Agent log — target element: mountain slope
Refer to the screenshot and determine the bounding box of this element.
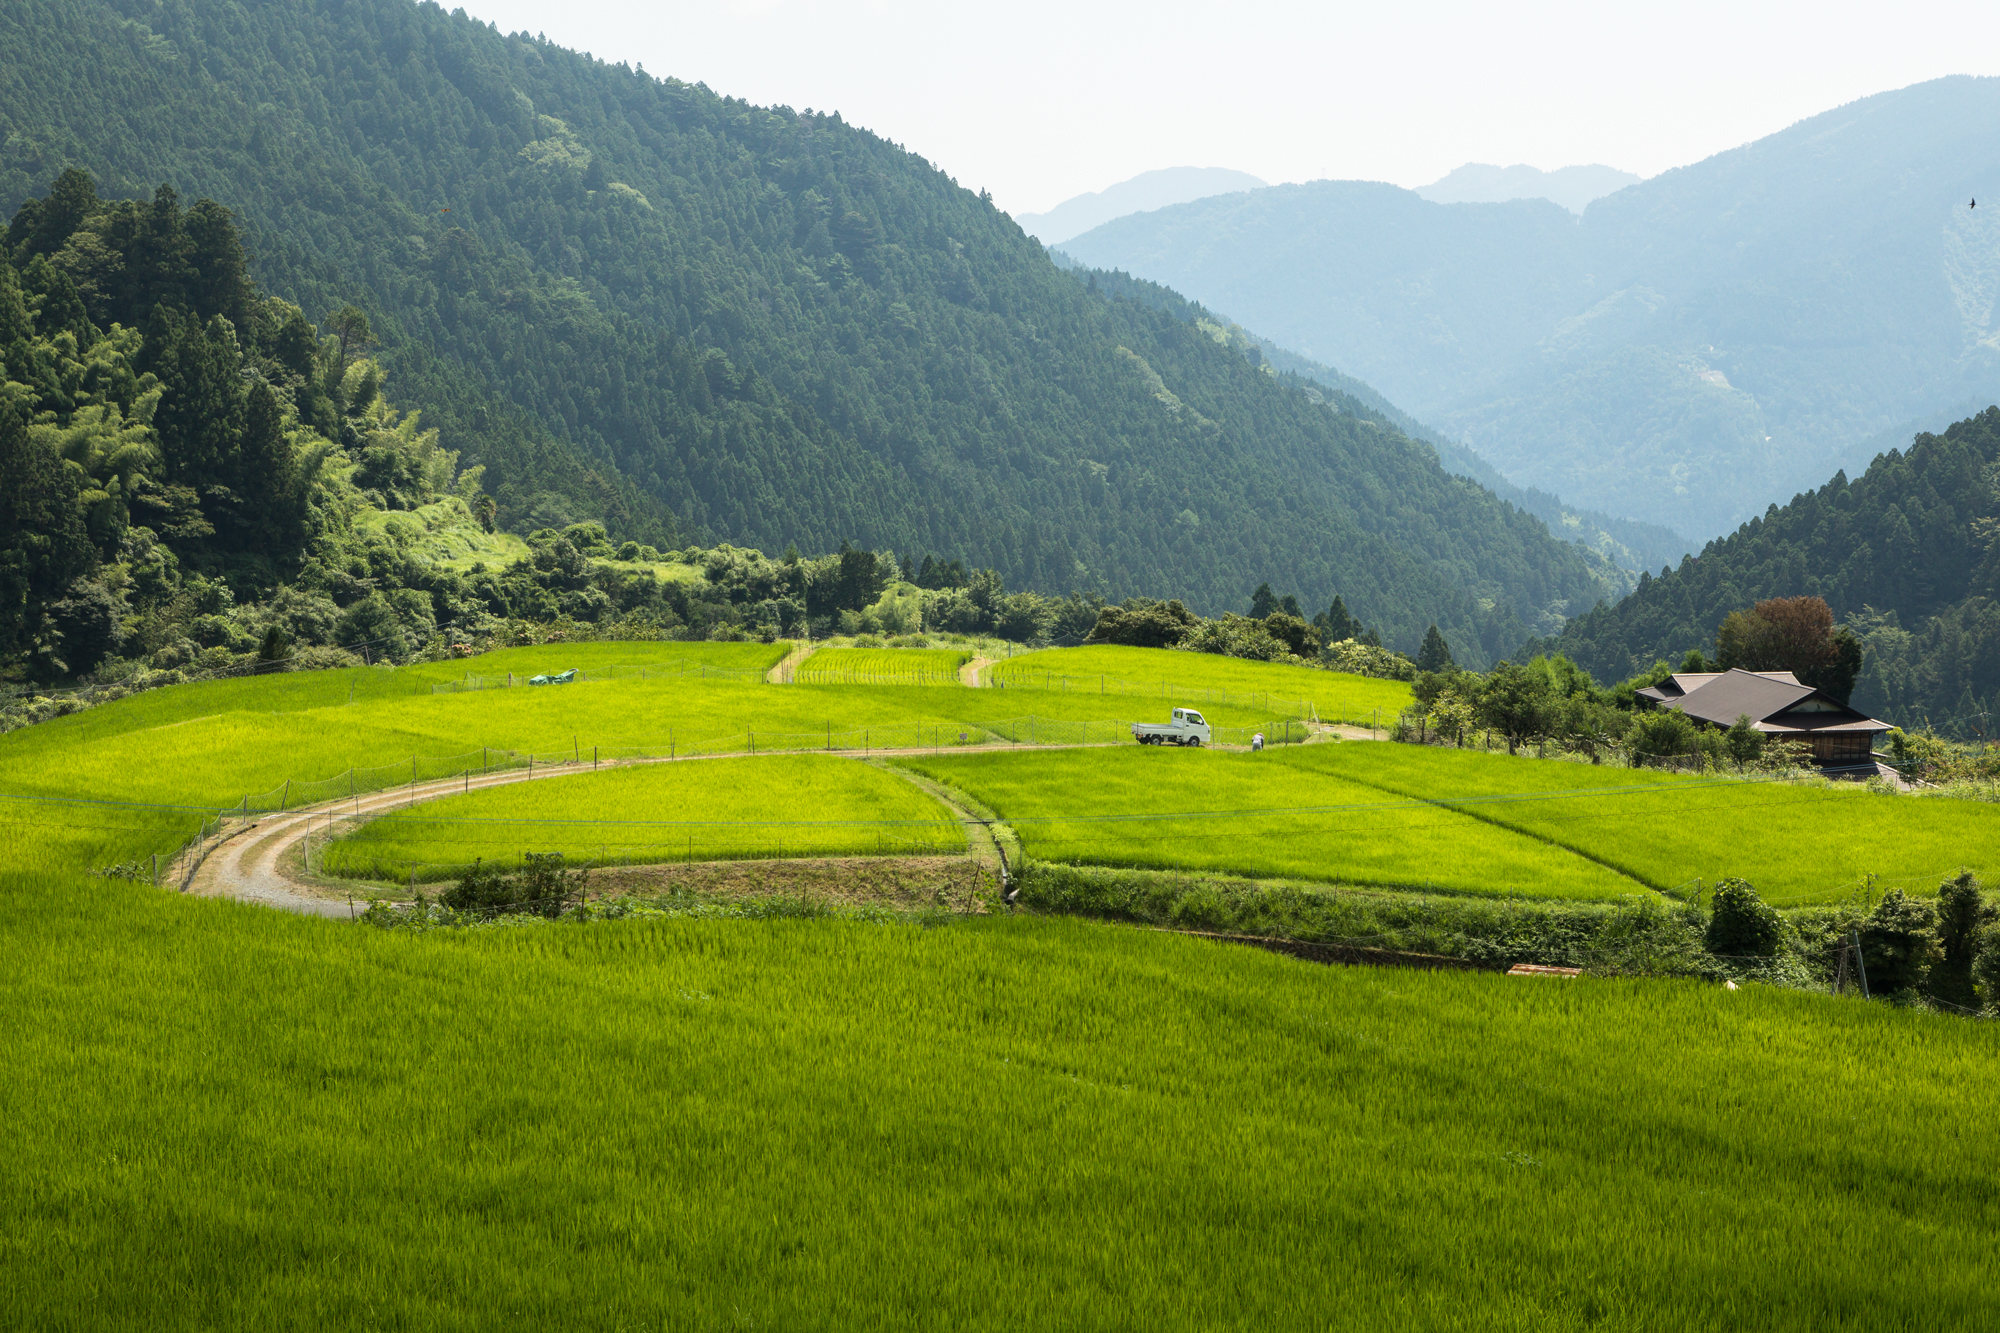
[1531,408,2000,732]
[1016,167,1266,245]
[1415,163,1640,214]
[1062,77,2000,538]
[0,0,1612,662]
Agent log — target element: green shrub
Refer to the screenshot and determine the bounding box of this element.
[437,853,585,919]
[1971,922,2000,1013]
[1932,870,1993,1007]
[1705,878,1784,958]
[1860,889,1942,997]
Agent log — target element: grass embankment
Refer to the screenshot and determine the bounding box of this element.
[908,747,1645,900]
[984,642,1410,725]
[324,755,966,880]
[1272,744,2000,905]
[3,889,1994,1329]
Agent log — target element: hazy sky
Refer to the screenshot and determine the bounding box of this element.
[456,0,2000,215]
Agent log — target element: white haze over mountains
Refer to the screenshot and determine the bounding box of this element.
[1016,167,1267,245]
[1416,164,1643,215]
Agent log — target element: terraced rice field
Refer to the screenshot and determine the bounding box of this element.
[323,754,966,879]
[907,746,1646,899]
[0,656,1273,872]
[984,643,1410,725]
[1271,743,2000,905]
[912,741,2000,903]
[794,646,970,685]
[3,890,1994,1330]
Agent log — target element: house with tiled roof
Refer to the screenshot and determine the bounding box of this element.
[1635,668,1889,772]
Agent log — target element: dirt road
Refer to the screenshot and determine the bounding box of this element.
[179,740,1077,916]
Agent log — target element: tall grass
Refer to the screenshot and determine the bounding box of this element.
[908,747,1646,899]
[2,884,1994,1330]
[984,643,1410,725]
[322,755,966,880]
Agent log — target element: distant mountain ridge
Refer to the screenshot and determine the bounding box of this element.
[1015,167,1266,244]
[1061,77,2000,540]
[1415,163,1640,215]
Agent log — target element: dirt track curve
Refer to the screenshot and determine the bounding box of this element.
[181,742,1080,917]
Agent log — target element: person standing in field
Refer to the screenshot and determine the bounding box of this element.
[1252,732,1265,752]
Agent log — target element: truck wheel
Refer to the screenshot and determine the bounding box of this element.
[1189,737,1202,747]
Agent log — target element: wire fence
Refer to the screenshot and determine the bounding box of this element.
[429,660,770,693]
[317,828,969,885]
[196,714,1314,822]
[791,666,967,687]
[977,666,1343,723]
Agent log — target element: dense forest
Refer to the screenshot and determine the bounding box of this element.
[0,0,1621,665]
[1532,409,2000,734]
[0,169,1431,696]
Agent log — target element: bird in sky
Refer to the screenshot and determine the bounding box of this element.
[1973,198,1978,209]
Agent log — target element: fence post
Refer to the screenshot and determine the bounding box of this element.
[282,780,290,810]
[412,757,418,786]
[594,746,599,770]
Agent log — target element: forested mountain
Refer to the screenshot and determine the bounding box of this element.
[1049,248,1690,580]
[0,0,1620,666]
[1061,77,2000,538]
[1532,409,2000,734]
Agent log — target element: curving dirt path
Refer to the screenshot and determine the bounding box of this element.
[179,740,1098,917]
[958,656,991,687]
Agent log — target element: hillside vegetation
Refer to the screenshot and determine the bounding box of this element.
[0,0,1616,659]
[1535,408,2000,732]
[1063,76,2000,537]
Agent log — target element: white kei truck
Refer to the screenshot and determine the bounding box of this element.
[1131,707,1212,747]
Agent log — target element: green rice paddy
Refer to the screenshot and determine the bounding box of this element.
[324,754,966,879]
[1273,744,2000,905]
[2,886,1994,1330]
[5,642,2000,1326]
[908,746,1646,899]
[794,646,970,684]
[984,643,1411,724]
[913,742,2000,904]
